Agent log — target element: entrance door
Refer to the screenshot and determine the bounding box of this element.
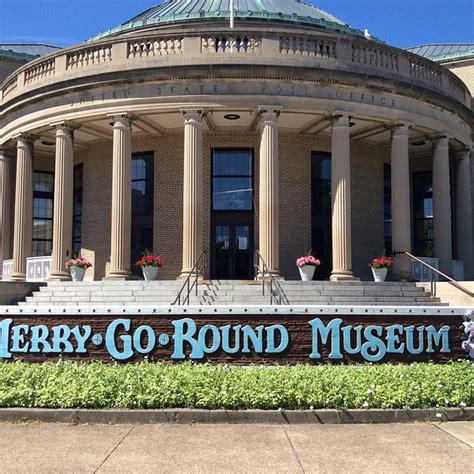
[211,149,254,279]
[212,219,253,279]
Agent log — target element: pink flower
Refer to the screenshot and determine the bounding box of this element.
[296,254,321,267]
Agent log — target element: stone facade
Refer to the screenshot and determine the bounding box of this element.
[444,59,474,97]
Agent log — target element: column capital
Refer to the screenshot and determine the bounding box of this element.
[181,110,203,123]
[258,109,281,125]
[391,123,411,137]
[13,133,38,145]
[454,147,472,159]
[330,114,351,128]
[431,135,450,147]
[108,113,137,129]
[0,146,13,158]
[50,121,81,134]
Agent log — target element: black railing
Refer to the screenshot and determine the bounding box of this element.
[254,250,289,305]
[393,251,473,299]
[172,251,207,305]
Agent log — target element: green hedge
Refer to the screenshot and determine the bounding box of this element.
[0,361,472,410]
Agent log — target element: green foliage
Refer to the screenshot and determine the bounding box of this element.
[0,361,471,410]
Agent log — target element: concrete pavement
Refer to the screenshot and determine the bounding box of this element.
[0,421,471,473]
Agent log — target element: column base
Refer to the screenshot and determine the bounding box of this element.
[391,271,414,282]
[106,269,131,280]
[10,272,26,282]
[177,270,204,281]
[256,270,284,281]
[49,271,71,282]
[330,270,359,282]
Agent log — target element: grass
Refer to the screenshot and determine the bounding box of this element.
[0,361,472,410]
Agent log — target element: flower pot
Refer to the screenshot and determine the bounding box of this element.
[142,266,158,281]
[371,267,388,283]
[298,265,316,281]
[70,266,86,282]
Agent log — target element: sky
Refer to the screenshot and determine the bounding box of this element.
[0,0,472,49]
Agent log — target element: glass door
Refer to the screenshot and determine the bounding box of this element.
[211,149,254,279]
[212,221,253,280]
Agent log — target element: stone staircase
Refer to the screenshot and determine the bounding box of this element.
[19,280,446,306]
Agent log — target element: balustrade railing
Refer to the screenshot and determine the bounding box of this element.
[67,44,112,69]
[1,32,469,108]
[351,43,398,71]
[410,58,443,87]
[24,58,55,85]
[2,76,17,100]
[1,256,52,282]
[202,35,262,53]
[280,36,336,58]
[128,38,183,58]
[1,260,13,281]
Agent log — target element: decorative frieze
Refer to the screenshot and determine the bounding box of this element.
[280,37,336,58]
[351,44,398,71]
[67,45,112,69]
[128,38,183,58]
[201,35,262,53]
[24,58,55,85]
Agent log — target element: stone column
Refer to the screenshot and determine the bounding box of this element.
[330,115,356,281]
[391,124,412,279]
[0,147,12,278]
[455,149,473,279]
[108,114,133,280]
[179,111,203,278]
[49,123,76,281]
[432,136,453,275]
[258,110,280,277]
[11,134,36,282]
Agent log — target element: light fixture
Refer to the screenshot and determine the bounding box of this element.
[349,121,356,127]
[224,114,241,121]
[40,140,55,146]
[412,141,426,146]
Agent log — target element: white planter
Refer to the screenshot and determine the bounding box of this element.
[142,266,159,281]
[298,265,316,281]
[70,266,86,282]
[371,267,388,283]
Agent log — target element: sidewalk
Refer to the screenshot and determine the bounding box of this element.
[0,421,471,473]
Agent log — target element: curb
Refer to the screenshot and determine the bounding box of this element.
[0,408,472,425]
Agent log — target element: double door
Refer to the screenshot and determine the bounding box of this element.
[211,214,254,280]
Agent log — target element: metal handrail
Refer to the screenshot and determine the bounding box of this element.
[172,251,207,305]
[254,250,289,305]
[393,251,473,299]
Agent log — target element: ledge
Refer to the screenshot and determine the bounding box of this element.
[0,407,472,425]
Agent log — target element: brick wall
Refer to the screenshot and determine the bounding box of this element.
[71,131,390,281]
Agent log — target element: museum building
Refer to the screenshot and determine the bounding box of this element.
[0,0,473,284]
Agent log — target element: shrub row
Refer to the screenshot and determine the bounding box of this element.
[0,361,472,410]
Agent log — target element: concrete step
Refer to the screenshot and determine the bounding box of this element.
[20,279,444,307]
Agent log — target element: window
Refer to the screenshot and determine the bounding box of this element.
[132,156,154,216]
[73,164,83,254]
[384,164,392,254]
[212,150,253,211]
[33,172,54,256]
[311,152,332,280]
[413,171,434,257]
[131,153,154,272]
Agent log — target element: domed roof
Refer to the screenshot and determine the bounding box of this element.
[91,0,365,41]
